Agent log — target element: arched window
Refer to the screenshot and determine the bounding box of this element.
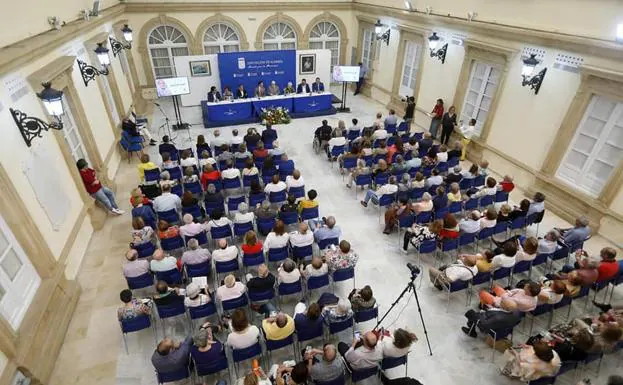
[309,21,340,69]
[263,22,297,50]
[148,25,189,79]
[203,23,240,54]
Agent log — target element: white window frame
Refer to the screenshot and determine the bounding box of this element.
[147,25,190,80]
[61,96,90,164]
[361,29,374,70]
[556,95,623,197]
[203,22,241,54]
[262,22,297,50]
[460,61,500,137]
[399,41,421,96]
[309,21,341,71]
[0,214,41,330]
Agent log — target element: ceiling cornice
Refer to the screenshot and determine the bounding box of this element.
[124,1,352,13]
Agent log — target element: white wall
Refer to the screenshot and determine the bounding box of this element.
[295,49,332,87]
[174,54,220,106]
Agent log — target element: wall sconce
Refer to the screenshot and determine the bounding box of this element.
[110,24,133,57]
[374,20,390,46]
[77,43,110,86]
[9,83,65,147]
[428,32,448,64]
[521,54,547,95]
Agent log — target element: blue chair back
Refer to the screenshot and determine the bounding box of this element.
[381,355,407,370]
[550,245,569,261]
[333,267,355,284]
[378,193,396,207]
[161,236,185,253]
[279,211,299,226]
[362,155,373,167]
[289,186,305,199]
[232,342,262,363]
[210,225,233,240]
[449,279,470,292]
[434,207,449,220]
[184,182,203,195]
[575,286,590,300]
[133,241,156,258]
[397,215,414,229]
[472,271,491,285]
[316,375,345,385]
[268,246,289,263]
[279,279,303,296]
[473,175,485,187]
[184,231,209,246]
[495,191,509,203]
[188,301,218,320]
[553,296,572,310]
[269,190,287,203]
[157,209,180,224]
[530,303,552,317]
[257,216,276,235]
[318,237,339,250]
[459,232,477,247]
[194,353,228,376]
[492,267,512,280]
[185,261,211,278]
[513,260,532,275]
[235,157,249,170]
[493,221,509,236]
[463,198,478,211]
[300,206,319,221]
[354,306,378,323]
[343,157,358,170]
[509,216,526,231]
[385,124,397,134]
[223,177,242,190]
[459,178,473,190]
[307,273,330,291]
[447,157,459,168]
[144,168,161,183]
[182,204,203,221]
[440,238,459,253]
[215,259,239,274]
[479,195,494,207]
[156,366,190,384]
[410,187,425,201]
[265,333,294,352]
[291,245,313,261]
[248,288,275,302]
[155,268,183,285]
[448,201,462,214]
[415,211,432,224]
[330,145,345,158]
[243,174,260,188]
[532,253,549,267]
[120,314,151,333]
[248,193,266,208]
[221,294,249,312]
[227,195,246,213]
[155,298,185,319]
[355,174,372,188]
[347,130,360,141]
[234,221,254,237]
[204,199,225,217]
[478,227,494,241]
[351,366,378,383]
[243,251,265,268]
[374,172,389,186]
[167,167,182,180]
[437,162,449,174]
[126,272,154,290]
[328,316,353,336]
[419,239,437,254]
[527,376,556,385]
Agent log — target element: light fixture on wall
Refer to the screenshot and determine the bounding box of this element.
[404,1,414,11]
[77,43,110,87]
[428,32,448,64]
[521,54,547,95]
[374,20,391,46]
[110,24,133,57]
[9,83,65,147]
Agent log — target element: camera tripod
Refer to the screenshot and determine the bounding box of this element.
[375,272,433,356]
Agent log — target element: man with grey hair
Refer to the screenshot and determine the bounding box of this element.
[181,238,211,265]
[123,249,149,278]
[150,249,178,272]
[445,165,463,184]
[459,210,482,234]
[447,140,463,159]
[312,216,342,243]
[558,216,591,246]
[538,229,561,254]
[304,343,345,383]
[338,331,382,370]
[360,175,398,207]
[289,222,314,248]
[234,202,254,224]
[211,129,227,149]
[212,239,238,262]
[230,128,243,146]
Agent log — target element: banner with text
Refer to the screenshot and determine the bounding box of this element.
[217,50,296,96]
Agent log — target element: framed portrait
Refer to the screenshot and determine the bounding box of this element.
[189,60,211,77]
[299,54,316,75]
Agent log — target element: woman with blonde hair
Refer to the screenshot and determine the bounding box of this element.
[412,192,433,214]
[447,182,462,202]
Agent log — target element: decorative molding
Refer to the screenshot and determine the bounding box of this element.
[137,15,198,87]
[125,1,352,13]
[254,12,305,50]
[194,13,251,53]
[302,12,349,68]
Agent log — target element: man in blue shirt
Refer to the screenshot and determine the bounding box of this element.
[152,336,192,374]
[312,77,325,93]
[158,135,177,159]
[312,216,342,243]
[261,123,278,145]
[297,78,311,94]
[559,216,591,247]
[354,62,368,95]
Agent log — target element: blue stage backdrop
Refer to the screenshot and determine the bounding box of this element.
[217,50,296,96]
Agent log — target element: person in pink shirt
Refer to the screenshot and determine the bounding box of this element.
[179,214,206,237]
[479,281,541,312]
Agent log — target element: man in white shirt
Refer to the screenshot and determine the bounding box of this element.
[230,128,244,146]
[384,109,398,127]
[221,161,241,180]
[289,222,314,248]
[150,249,178,272]
[537,230,560,254]
[327,133,347,158]
[348,118,361,134]
[429,254,478,290]
[338,332,383,370]
[286,170,305,190]
[491,242,518,270]
[457,118,476,161]
[153,184,181,214]
[425,169,444,188]
[181,239,211,265]
[211,129,227,149]
[360,176,398,207]
[372,127,388,141]
[264,175,287,194]
[212,239,238,262]
[459,210,481,234]
[216,274,246,302]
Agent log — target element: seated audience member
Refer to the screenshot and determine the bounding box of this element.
[249,180,263,196]
[264,220,290,252]
[559,216,591,246]
[543,328,594,363]
[479,281,541,312]
[191,322,224,380]
[278,258,302,284]
[226,309,260,350]
[286,169,305,190]
[77,158,124,215]
[153,184,182,214]
[132,198,157,230]
[304,344,345,383]
[419,132,433,153]
[161,152,178,170]
[536,279,567,305]
[222,160,241,182]
[372,159,389,178]
[432,186,448,211]
[180,150,197,167]
[123,249,150,278]
[216,274,246,302]
[158,220,179,240]
[500,341,561,382]
[179,214,205,237]
[402,220,442,253]
[275,362,309,385]
[150,249,178,272]
[428,254,478,290]
[498,175,515,193]
[229,128,243,146]
[461,164,479,180]
[459,210,481,234]
[152,280,183,306]
[212,239,238,262]
[205,209,233,235]
[152,336,193,374]
[360,176,398,207]
[217,144,234,163]
[538,229,561,254]
[235,144,252,160]
[348,118,362,134]
[242,158,259,178]
[461,297,521,338]
[349,285,376,310]
[129,186,150,207]
[280,194,298,213]
[265,174,287,196]
[383,197,413,234]
[181,190,201,212]
[346,160,371,188]
[244,128,262,149]
[138,154,158,181]
[472,250,495,272]
[447,141,462,159]
[478,159,489,176]
[246,264,277,317]
[422,148,438,168]
[425,169,443,188]
[338,331,383,370]
[436,145,449,163]
[241,230,263,255]
[262,312,295,341]
[327,131,347,159]
[497,204,512,223]
[397,173,411,195]
[159,135,178,157]
[118,289,150,321]
[412,192,433,214]
[444,183,461,204]
[301,255,329,278]
[252,141,269,159]
[289,222,314,248]
[526,191,546,217]
[479,207,497,229]
[159,171,176,190]
[131,217,154,246]
[594,247,619,282]
[184,282,211,307]
[200,164,220,190]
[491,241,518,270]
[324,240,358,271]
[403,136,418,153]
[410,172,426,189]
[181,238,211,265]
[297,189,319,213]
[256,202,278,232]
[322,297,354,324]
[372,126,388,142]
[234,202,255,224]
[509,199,531,220]
[312,216,342,243]
[381,329,418,376]
[467,177,497,199]
[445,166,463,185]
[514,237,539,262]
[204,184,223,206]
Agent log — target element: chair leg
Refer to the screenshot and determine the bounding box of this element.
[123,333,129,355]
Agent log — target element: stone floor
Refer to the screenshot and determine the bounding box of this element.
[49,87,622,385]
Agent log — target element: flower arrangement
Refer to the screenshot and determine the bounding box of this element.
[260,106,291,125]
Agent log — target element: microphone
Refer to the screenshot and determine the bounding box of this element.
[406,263,420,277]
[154,102,160,107]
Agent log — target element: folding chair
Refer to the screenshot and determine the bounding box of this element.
[120,314,156,354]
[332,267,355,291]
[126,272,154,290]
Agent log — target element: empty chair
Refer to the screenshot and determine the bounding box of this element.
[381,355,408,378]
[353,305,378,325]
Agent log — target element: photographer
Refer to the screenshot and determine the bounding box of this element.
[403,96,415,130]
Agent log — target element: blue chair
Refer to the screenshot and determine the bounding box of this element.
[495,191,509,203]
[347,130,360,141]
[193,352,228,378]
[249,193,266,208]
[155,366,191,384]
[168,167,182,181]
[508,216,527,234]
[342,157,358,172]
[434,207,449,220]
[492,222,509,239]
[437,162,449,174]
[410,187,425,201]
[472,271,491,287]
[327,316,354,339]
[223,177,242,190]
[374,194,396,218]
[243,174,260,188]
[385,124,397,134]
[248,288,275,303]
[458,232,477,252]
[185,261,211,278]
[491,266,513,286]
[120,131,143,162]
[231,342,263,377]
[477,227,494,245]
[172,184,184,198]
[448,201,462,215]
[350,366,378,383]
[235,157,249,170]
[291,244,313,261]
[329,145,345,160]
[184,182,203,195]
[161,236,185,254]
[459,178,473,190]
[354,174,373,198]
[184,231,209,247]
[553,295,573,320]
[332,267,355,291]
[527,303,553,335]
[463,198,478,212]
[473,175,485,187]
[438,238,459,258]
[257,216,276,235]
[268,246,289,263]
[512,260,532,280]
[133,241,156,259]
[396,215,415,244]
[381,355,408,377]
[242,251,265,270]
[362,155,373,167]
[527,376,556,385]
[318,237,339,250]
[182,204,203,221]
[126,272,154,290]
[300,206,319,221]
[188,301,218,322]
[279,211,299,226]
[269,190,287,204]
[278,279,303,303]
[550,244,569,264]
[479,195,494,208]
[307,273,330,294]
[155,268,183,285]
[221,294,249,313]
[264,333,295,363]
[531,253,550,271]
[144,168,161,184]
[157,209,180,225]
[154,298,186,334]
[120,314,155,353]
[204,199,225,217]
[374,173,389,186]
[483,324,518,361]
[215,258,239,277]
[418,239,437,257]
[289,186,305,199]
[227,195,247,214]
[415,211,432,224]
[447,157,459,168]
[234,221,254,238]
[438,279,472,311]
[210,225,233,241]
[354,305,378,324]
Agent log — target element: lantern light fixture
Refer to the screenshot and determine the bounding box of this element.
[10,83,65,147]
[77,43,110,87]
[428,32,448,64]
[521,54,547,95]
[110,24,133,57]
[121,24,133,43]
[374,20,391,46]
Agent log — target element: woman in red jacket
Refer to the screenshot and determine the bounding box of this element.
[77,159,124,215]
[429,98,444,140]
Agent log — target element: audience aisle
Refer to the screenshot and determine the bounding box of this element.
[49,87,621,385]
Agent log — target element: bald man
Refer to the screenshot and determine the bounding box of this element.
[149,249,177,272]
[212,239,238,262]
[246,264,278,317]
[286,169,305,189]
[461,297,522,338]
[338,331,383,370]
[305,343,345,382]
[312,216,342,244]
[152,336,192,374]
[290,222,314,248]
[262,311,294,341]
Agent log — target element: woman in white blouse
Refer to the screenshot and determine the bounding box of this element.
[226,308,260,350]
[412,193,434,214]
[263,220,290,252]
[479,207,498,229]
[278,258,301,284]
[382,328,418,379]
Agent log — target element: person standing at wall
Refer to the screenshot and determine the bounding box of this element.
[440,106,457,145]
[354,62,368,95]
[429,98,444,140]
[457,118,476,161]
[77,159,124,215]
[403,96,415,130]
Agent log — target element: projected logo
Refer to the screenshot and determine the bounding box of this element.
[237,58,246,70]
[224,109,238,116]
